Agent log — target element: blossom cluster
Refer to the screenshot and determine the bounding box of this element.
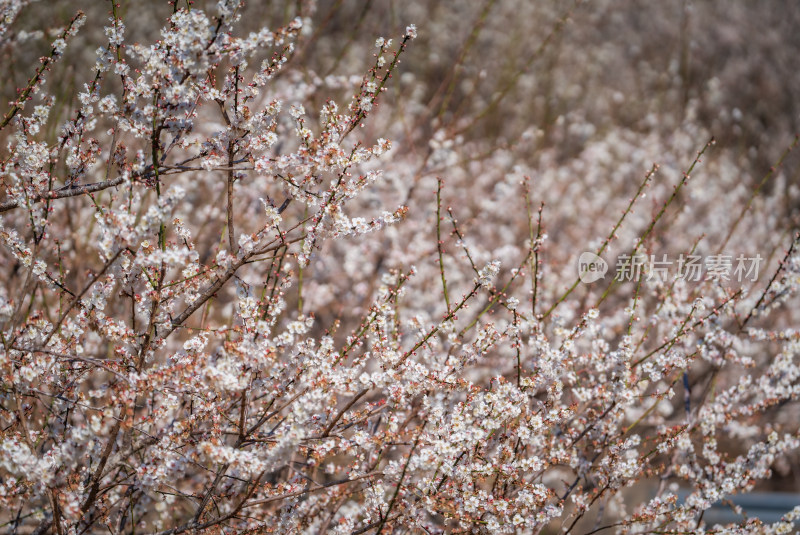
[1,1,799,534]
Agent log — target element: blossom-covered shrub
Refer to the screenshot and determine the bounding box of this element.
[1,1,800,534]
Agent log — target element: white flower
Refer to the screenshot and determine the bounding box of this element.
[52,38,67,55]
[237,232,256,254]
[114,62,130,76]
[103,19,125,45]
[476,260,500,289]
[359,96,373,112]
[98,95,118,114]
[183,334,208,353]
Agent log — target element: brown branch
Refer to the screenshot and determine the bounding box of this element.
[166,235,304,337]
[78,418,123,524]
[39,248,123,348]
[0,176,125,213]
[321,388,369,437]
[242,471,381,508]
[152,473,381,535]
[12,347,130,383]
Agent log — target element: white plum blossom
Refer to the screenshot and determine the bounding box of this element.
[0,2,799,535]
[476,260,501,289]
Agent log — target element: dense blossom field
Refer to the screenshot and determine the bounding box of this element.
[2,1,800,533]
